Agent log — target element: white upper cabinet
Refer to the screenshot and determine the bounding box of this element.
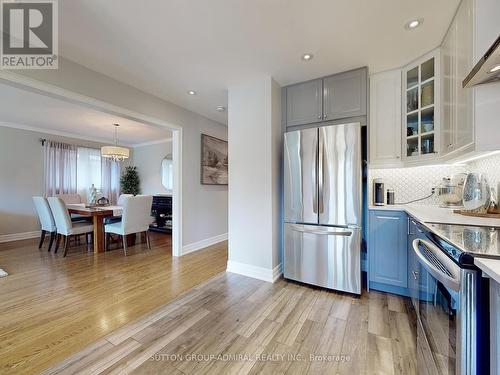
[369,70,402,167]
[441,17,456,154]
[402,50,440,163]
[367,0,498,167]
[453,0,474,151]
[441,0,474,157]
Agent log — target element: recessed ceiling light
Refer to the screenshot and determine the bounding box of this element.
[216,106,226,112]
[187,90,197,95]
[405,19,423,30]
[302,53,313,61]
[489,64,500,73]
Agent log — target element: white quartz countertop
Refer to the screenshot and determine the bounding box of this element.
[369,204,500,228]
[475,258,500,284]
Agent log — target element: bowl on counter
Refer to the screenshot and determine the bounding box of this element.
[436,174,466,208]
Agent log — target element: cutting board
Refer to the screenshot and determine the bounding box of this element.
[453,209,500,219]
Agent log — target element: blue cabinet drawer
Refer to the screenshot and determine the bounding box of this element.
[368,210,408,291]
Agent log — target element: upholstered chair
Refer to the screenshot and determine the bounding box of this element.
[32,196,57,252]
[104,195,153,256]
[47,197,94,257]
[54,194,82,204]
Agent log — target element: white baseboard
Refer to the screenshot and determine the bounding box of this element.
[0,231,40,244]
[226,261,283,283]
[182,233,228,255]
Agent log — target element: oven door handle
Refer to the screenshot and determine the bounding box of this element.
[412,239,460,292]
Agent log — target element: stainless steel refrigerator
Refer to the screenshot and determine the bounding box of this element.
[283,122,362,294]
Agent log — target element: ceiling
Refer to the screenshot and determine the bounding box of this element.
[59,0,460,126]
[0,83,171,146]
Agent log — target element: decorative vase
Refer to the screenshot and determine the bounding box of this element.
[463,173,490,213]
[89,184,97,205]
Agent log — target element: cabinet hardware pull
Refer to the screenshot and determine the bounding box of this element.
[318,115,322,119]
[412,271,419,280]
[323,114,327,119]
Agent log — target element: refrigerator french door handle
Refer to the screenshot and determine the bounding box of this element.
[312,131,318,214]
[318,130,324,214]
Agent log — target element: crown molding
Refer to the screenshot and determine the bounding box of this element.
[0,120,138,147]
[132,138,173,148]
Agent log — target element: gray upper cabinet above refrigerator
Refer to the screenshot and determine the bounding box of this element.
[284,67,367,128]
[323,69,367,121]
[285,79,323,127]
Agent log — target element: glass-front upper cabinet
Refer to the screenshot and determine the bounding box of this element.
[402,50,440,161]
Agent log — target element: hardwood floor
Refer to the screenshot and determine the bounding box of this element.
[0,233,228,374]
[44,273,417,375]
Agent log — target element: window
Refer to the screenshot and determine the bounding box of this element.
[44,142,121,203]
[77,147,102,201]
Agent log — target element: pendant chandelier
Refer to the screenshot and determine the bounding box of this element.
[101,123,129,161]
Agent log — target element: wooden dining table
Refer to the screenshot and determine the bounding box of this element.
[67,204,123,253]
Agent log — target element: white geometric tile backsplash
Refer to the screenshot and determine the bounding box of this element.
[469,153,500,196]
[368,153,500,206]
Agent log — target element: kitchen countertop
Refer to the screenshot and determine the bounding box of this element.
[371,204,500,276]
[369,204,500,228]
[475,258,500,284]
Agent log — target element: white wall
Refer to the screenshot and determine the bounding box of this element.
[10,57,228,248]
[227,76,282,282]
[134,140,173,196]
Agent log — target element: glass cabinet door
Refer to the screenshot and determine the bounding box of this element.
[405,56,436,158]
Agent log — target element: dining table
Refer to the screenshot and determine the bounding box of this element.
[66,204,123,253]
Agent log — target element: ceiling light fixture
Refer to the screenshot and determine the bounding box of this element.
[216,106,226,112]
[405,19,423,30]
[489,64,500,73]
[187,90,197,95]
[101,124,129,162]
[302,53,313,61]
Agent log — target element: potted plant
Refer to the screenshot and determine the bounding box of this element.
[120,166,141,195]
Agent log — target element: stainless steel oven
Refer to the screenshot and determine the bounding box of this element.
[412,238,486,375]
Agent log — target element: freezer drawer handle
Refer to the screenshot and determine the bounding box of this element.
[289,225,352,236]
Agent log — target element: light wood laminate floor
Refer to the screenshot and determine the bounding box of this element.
[45,273,417,375]
[0,233,228,374]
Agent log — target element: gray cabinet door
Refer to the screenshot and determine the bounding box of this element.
[323,68,367,121]
[286,79,323,127]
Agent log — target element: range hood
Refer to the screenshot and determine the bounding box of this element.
[463,35,500,88]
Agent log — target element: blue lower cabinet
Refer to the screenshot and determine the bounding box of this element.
[368,210,409,296]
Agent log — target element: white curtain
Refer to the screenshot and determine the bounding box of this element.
[101,157,121,204]
[76,147,102,202]
[44,141,77,196]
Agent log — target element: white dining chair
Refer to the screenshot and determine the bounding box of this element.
[55,193,82,204]
[117,194,134,205]
[47,197,94,257]
[32,196,57,252]
[104,194,134,226]
[54,193,92,223]
[104,195,153,256]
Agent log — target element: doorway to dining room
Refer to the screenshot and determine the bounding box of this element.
[0,78,182,256]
